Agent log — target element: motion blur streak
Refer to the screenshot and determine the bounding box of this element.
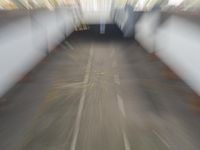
[0,0,200,150]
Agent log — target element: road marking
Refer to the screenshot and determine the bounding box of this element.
[153,130,170,149]
[65,41,74,50]
[56,82,84,89]
[122,130,131,150]
[117,94,126,118]
[70,43,93,150]
[116,94,131,150]
[114,74,120,85]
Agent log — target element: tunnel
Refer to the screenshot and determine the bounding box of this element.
[1,1,200,150]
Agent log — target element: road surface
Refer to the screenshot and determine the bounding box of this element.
[0,31,200,150]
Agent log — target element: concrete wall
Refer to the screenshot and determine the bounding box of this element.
[114,6,143,37]
[135,11,160,52]
[135,11,200,96]
[0,8,76,97]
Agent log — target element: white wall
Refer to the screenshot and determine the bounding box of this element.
[135,12,200,96]
[0,8,76,97]
[156,16,200,95]
[135,11,160,52]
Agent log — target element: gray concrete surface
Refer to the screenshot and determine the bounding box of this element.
[0,31,200,150]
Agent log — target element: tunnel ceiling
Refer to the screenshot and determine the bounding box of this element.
[0,0,200,12]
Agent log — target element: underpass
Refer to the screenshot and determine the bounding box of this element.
[1,0,200,149]
[1,27,200,150]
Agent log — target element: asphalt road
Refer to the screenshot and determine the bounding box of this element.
[0,31,200,150]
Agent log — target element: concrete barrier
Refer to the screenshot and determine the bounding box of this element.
[135,11,200,96]
[0,8,76,97]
